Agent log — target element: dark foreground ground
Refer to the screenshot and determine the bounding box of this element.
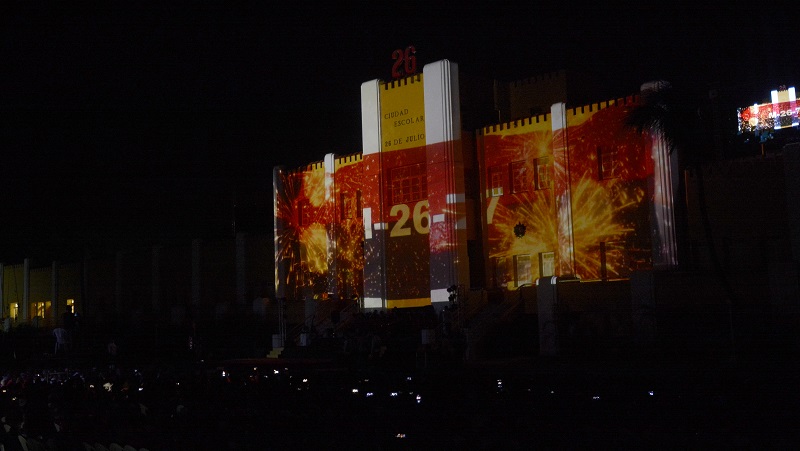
[2,346,799,450]
[211,355,800,450]
[2,313,800,450]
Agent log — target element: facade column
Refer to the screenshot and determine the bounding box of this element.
[536,276,560,356]
[642,81,679,269]
[423,60,468,309]
[551,103,576,275]
[360,79,388,309]
[273,166,290,300]
[324,153,338,299]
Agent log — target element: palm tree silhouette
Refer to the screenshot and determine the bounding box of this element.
[626,81,737,354]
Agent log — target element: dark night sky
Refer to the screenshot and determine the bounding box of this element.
[1,2,796,262]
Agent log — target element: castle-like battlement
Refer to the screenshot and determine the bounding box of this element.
[383,74,422,90]
[479,113,551,134]
[510,69,567,88]
[568,95,638,116]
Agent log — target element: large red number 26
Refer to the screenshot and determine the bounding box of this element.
[391,46,417,79]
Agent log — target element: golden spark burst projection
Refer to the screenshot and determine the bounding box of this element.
[329,158,366,298]
[302,167,326,208]
[274,164,334,299]
[483,118,557,284]
[483,100,654,284]
[300,223,328,275]
[567,176,645,279]
[560,102,653,279]
[331,220,365,297]
[274,169,303,298]
[488,191,557,265]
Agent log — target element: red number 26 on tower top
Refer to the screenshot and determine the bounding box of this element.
[391,46,417,79]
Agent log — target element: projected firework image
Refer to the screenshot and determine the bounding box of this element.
[274,61,670,307]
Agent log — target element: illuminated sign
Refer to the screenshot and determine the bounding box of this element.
[380,76,425,151]
[738,86,798,133]
[375,75,429,307]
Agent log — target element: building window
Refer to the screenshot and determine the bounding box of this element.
[492,256,509,288]
[10,303,18,320]
[539,251,555,278]
[391,163,426,205]
[514,254,532,287]
[534,157,551,190]
[598,147,619,180]
[298,200,312,227]
[511,161,528,193]
[341,192,353,220]
[489,165,506,197]
[600,241,627,279]
[33,302,47,318]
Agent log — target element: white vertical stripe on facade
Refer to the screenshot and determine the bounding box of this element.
[551,101,566,130]
[423,60,461,145]
[551,102,576,274]
[446,193,465,204]
[363,208,373,239]
[361,80,382,156]
[430,288,450,304]
[363,297,383,309]
[324,153,337,297]
[641,81,678,269]
[324,153,336,197]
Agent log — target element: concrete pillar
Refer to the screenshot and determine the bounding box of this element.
[324,153,338,299]
[536,276,559,356]
[551,103,576,276]
[642,81,679,269]
[631,270,657,348]
[360,79,388,309]
[424,60,469,308]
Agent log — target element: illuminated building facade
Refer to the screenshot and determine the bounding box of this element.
[273,60,677,310]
